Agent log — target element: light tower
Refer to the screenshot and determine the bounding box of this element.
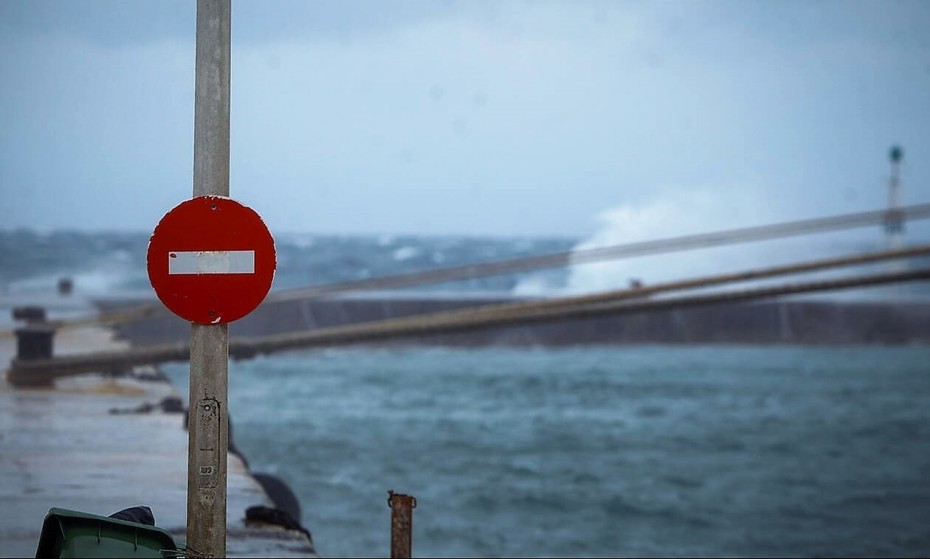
[884,146,906,298]
[884,145,904,250]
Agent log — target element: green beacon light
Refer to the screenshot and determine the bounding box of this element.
[889,145,903,163]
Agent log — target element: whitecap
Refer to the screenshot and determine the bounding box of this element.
[393,246,422,261]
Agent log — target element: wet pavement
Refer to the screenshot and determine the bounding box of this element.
[0,295,316,557]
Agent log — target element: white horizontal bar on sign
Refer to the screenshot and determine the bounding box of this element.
[168,250,255,275]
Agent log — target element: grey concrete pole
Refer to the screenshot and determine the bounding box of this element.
[187,0,231,556]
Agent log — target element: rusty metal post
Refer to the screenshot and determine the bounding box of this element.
[388,490,417,559]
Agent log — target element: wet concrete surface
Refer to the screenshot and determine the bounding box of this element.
[0,296,316,557]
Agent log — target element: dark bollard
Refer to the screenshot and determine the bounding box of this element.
[12,306,47,323]
[388,490,417,559]
[16,324,55,360]
[10,324,56,387]
[58,277,73,296]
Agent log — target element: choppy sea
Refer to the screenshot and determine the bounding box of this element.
[2,230,929,557]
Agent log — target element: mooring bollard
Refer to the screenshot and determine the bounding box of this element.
[57,276,73,296]
[9,306,55,387]
[12,306,47,323]
[11,323,56,387]
[12,307,53,359]
[388,490,417,559]
[15,324,55,360]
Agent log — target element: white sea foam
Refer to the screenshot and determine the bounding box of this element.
[511,276,553,297]
[392,246,422,261]
[7,268,126,297]
[517,189,888,298]
[285,233,317,249]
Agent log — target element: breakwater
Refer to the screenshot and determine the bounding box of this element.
[102,294,930,347]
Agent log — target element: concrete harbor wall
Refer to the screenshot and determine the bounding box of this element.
[102,295,930,347]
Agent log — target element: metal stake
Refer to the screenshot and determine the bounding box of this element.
[187,0,231,556]
[388,491,417,559]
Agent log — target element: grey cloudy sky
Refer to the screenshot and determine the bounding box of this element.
[1,0,928,238]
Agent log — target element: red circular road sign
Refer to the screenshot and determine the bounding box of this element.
[147,196,276,325]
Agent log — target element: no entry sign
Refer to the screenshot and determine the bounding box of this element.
[147,196,276,324]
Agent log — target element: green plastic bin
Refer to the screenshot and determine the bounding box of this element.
[35,507,179,558]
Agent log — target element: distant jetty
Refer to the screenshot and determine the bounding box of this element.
[103,293,930,348]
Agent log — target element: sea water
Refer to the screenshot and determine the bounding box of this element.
[162,345,930,558]
[4,230,930,557]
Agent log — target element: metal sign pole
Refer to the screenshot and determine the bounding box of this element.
[188,0,231,556]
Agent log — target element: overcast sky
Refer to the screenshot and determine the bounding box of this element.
[1,0,928,238]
